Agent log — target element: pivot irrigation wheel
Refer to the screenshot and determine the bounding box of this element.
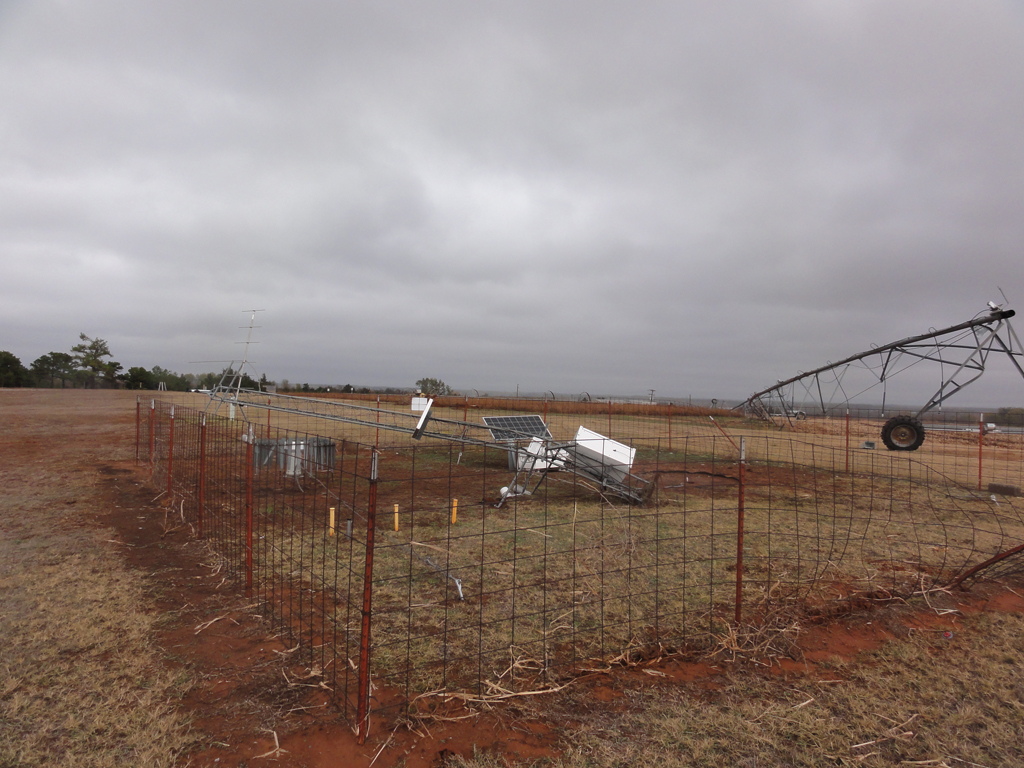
[881,415,926,451]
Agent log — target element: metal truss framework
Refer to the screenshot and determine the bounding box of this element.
[743,306,1024,427]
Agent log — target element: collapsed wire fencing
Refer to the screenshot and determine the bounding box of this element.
[138,395,1024,740]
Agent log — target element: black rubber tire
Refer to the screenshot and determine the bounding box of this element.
[881,415,926,451]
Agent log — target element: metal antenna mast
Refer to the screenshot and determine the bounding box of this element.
[236,309,264,393]
[206,309,265,419]
[217,309,264,397]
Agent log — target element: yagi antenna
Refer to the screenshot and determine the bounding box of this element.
[237,309,264,370]
[211,309,266,402]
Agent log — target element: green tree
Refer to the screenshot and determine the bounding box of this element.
[0,351,31,387]
[124,366,156,390]
[71,334,118,388]
[216,366,260,391]
[150,366,191,392]
[195,371,220,390]
[31,352,76,388]
[995,407,1024,428]
[415,377,455,396]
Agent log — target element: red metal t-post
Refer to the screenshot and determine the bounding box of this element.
[245,426,254,597]
[198,415,206,539]
[978,413,984,491]
[734,438,746,625]
[135,397,141,462]
[166,406,175,498]
[357,449,380,744]
[845,410,851,473]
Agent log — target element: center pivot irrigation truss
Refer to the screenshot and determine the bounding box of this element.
[743,304,1024,451]
[204,388,651,505]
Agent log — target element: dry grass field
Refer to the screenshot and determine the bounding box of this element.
[4,389,1024,767]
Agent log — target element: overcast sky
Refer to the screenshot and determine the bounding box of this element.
[2,1,1023,404]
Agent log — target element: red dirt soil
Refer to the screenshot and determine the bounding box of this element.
[5,390,1024,768]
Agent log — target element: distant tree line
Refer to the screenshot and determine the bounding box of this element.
[1,334,127,389]
[0,334,270,392]
[992,407,1024,428]
[272,379,451,396]
[0,335,452,398]
[275,380,409,395]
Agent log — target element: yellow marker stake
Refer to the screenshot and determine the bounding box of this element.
[394,504,399,532]
[329,507,335,537]
[451,498,458,524]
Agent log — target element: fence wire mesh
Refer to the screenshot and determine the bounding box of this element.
[138,394,1024,732]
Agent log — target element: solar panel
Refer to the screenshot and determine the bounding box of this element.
[482,415,552,442]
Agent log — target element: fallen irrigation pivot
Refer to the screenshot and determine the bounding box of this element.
[743,303,1024,450]
[204,387,650,505]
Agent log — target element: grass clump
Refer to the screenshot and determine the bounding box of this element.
[450,603,1024,767]
[0,550,195,768]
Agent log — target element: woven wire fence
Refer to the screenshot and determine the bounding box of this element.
[138,395,1024,737]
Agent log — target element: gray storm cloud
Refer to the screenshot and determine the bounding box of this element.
[1,1,1022,403]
